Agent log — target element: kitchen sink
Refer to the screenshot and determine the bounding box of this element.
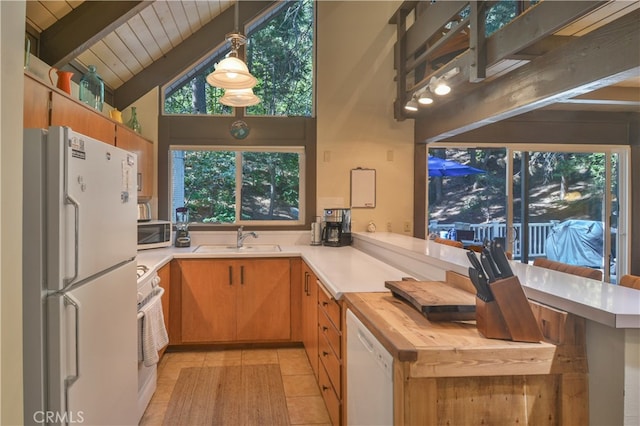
[193,244,282,253]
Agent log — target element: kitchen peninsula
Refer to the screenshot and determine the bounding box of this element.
[137,230,640,425]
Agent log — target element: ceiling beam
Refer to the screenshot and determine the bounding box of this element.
[113,1,275,110]
[440,110,637,145]
[415,8,640,143]
[40,1,153,69]
[485,1,606,64]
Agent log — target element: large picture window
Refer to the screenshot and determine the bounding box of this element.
[170,146,305,225]
[163,0,314,117]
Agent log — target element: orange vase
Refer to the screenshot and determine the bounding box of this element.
[49,68,73,95]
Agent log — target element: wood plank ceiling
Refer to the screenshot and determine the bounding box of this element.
[25,0,277,109]
[26,0,234,89]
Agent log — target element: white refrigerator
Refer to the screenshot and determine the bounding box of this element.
[23,126,139,425]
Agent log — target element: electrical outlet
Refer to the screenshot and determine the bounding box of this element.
[386,222,392,232]
[403,221,411,233]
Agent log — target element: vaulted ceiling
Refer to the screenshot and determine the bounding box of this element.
[26,0,640,124]
[390,0,640,142]
[26,1,275,109]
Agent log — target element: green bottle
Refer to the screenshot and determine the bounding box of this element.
[127,106,142,134]
[79,65,104,111]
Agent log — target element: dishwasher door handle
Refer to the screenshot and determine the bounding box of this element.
[357,329,375,353]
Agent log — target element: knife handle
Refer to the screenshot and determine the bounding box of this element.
[480,247,499,283]
[492,240,514,278]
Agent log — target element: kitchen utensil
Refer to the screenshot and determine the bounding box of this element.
[466,250,484,274]
[466,250,494,301]
[311,221,322,246]
[491,240,514,278]
[480,252,497,283]
[385,279,476,321]
[482,246,502,279]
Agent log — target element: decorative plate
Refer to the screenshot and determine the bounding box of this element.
[230,120,250,139]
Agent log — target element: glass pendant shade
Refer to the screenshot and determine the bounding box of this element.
[206,56,257,90]
[220,88,261,107]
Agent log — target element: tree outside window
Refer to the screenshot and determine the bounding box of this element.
[164,0,313,117]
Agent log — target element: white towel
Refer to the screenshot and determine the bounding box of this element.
[140,294,169,367]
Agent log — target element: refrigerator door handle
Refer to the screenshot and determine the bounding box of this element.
[63,194,80,287]
[63,294,80,391]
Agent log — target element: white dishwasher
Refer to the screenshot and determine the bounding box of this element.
[346,309,394,425]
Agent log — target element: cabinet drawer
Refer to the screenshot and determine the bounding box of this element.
[319,307,341,357]
[318,330,341,397]
[318,283,341,329]
[319,360,341,426]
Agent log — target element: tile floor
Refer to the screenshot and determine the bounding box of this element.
[139,347,331,425]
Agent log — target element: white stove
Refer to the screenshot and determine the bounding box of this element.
[135,263,164,422]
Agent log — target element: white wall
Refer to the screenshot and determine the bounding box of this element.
[316,1,414,234]
[0,1,25,424]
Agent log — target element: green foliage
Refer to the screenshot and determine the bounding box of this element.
[241,152,300,220]
[173,149,301,224]
[246,0,313,116]
[181,150,236,223]
[164,0,313,117]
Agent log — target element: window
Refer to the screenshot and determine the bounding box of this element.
[163,0,314,117]
[170,146,305,225]
[426,145,629,283]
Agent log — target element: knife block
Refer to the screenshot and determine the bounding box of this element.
[475,276,543,343]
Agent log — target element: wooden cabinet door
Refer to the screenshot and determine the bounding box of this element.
[237,259,291,341]
[24,75,50,129]
[50,92,116,144]
[301,262,319,378]
[115,125,154,199]
[179,259,236,343]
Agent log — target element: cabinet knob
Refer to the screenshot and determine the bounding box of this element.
[322,301,328,306]
[322,326,328,332]
[322,385,329,391]
[322,351,329,357]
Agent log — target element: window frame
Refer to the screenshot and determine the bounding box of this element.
[161,0,316,118]
[169,144,306,226]
[425,142,631,282]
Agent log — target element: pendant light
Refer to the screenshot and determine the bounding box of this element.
[220,87,260,107]
[206,1,260,101]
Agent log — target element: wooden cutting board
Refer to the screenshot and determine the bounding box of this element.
[385,280,476,321]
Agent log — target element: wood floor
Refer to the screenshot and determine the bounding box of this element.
[140,347,331,425]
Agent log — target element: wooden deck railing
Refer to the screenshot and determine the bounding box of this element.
[429,221,555,259]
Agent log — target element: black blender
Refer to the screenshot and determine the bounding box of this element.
[174,207,191,247]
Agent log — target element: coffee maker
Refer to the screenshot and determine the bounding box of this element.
[322,208,352,247]
[174,207,191,247]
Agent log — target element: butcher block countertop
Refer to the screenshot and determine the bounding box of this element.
[344,291,567,375]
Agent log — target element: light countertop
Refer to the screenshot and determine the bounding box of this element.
[353,232,640,328]
[136,241,410,299]
[136,230,640,328]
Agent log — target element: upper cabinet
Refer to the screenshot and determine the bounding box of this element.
[24,74,50,129]
[50,92,116,145]
[115,125,154,199]
[23,73,155,200]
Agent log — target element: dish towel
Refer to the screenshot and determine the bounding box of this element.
[140,294,169,367]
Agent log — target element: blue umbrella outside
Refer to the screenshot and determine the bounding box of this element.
[428,155,486,177]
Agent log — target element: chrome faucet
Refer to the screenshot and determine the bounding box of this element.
[236,226,258,248]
